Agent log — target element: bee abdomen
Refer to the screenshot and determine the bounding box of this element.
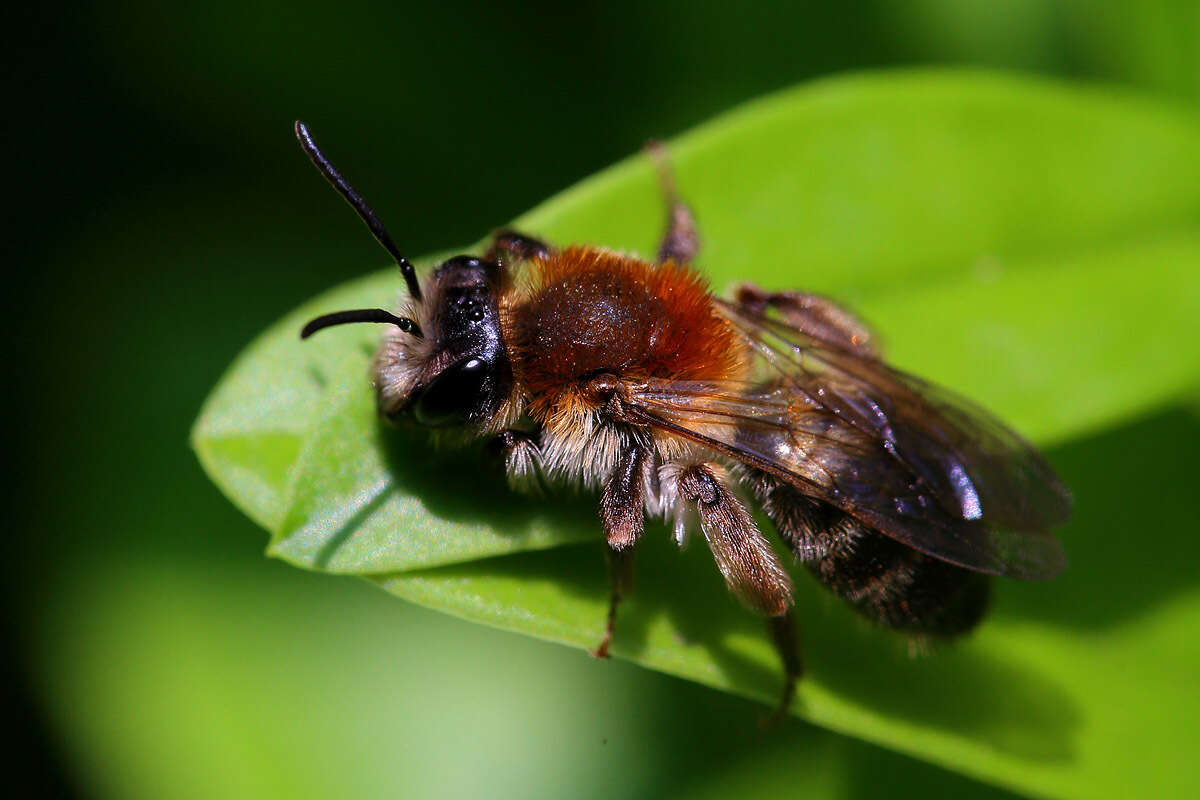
[745,469,988,637]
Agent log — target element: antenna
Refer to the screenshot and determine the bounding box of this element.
[294,121,423,301]
[300,308,422,340]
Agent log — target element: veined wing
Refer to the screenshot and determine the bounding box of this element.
[623,300,1070,580]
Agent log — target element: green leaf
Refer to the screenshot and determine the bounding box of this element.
[193,70,1200,797]
[34,554,1017,800]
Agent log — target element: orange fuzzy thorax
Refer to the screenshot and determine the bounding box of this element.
[504,246,748,421]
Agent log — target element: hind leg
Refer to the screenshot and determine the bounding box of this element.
[764,610,803,725]
[674,463,800,716]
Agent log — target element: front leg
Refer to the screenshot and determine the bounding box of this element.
[491,428,543,494]
[592,441,649,658]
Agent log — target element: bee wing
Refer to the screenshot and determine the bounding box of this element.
[623,300,1070,580]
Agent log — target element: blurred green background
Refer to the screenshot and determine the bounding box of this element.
[9,2,1199,798]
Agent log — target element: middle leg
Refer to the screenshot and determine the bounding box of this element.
[592,441,650,658]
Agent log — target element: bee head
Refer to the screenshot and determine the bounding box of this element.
[375,255,512,427]
[294,121,512,429]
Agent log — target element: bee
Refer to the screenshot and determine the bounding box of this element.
[294,121,1071,718]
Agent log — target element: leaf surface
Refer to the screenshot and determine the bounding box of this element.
[193,70,1200,797]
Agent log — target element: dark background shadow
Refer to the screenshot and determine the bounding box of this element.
[996,408,1200,629]
[378,423,600,543]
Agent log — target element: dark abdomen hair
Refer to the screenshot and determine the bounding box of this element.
[744,468,989,638]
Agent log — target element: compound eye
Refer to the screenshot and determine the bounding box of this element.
[412,357,492,427]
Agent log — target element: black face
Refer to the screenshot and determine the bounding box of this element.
[408,256,513,427]
[292,124,512,428]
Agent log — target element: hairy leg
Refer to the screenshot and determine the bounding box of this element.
[676,463,793,615]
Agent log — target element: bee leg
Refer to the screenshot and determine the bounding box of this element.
[484,230,552,267]
[734,284,878,357]
[592,548,634,660]
[592,443,649,658]
[646,141,699,265]
[675,464,798,715]
[763,610,803,725]
[489,429,543,494]
[676,464,793,616]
